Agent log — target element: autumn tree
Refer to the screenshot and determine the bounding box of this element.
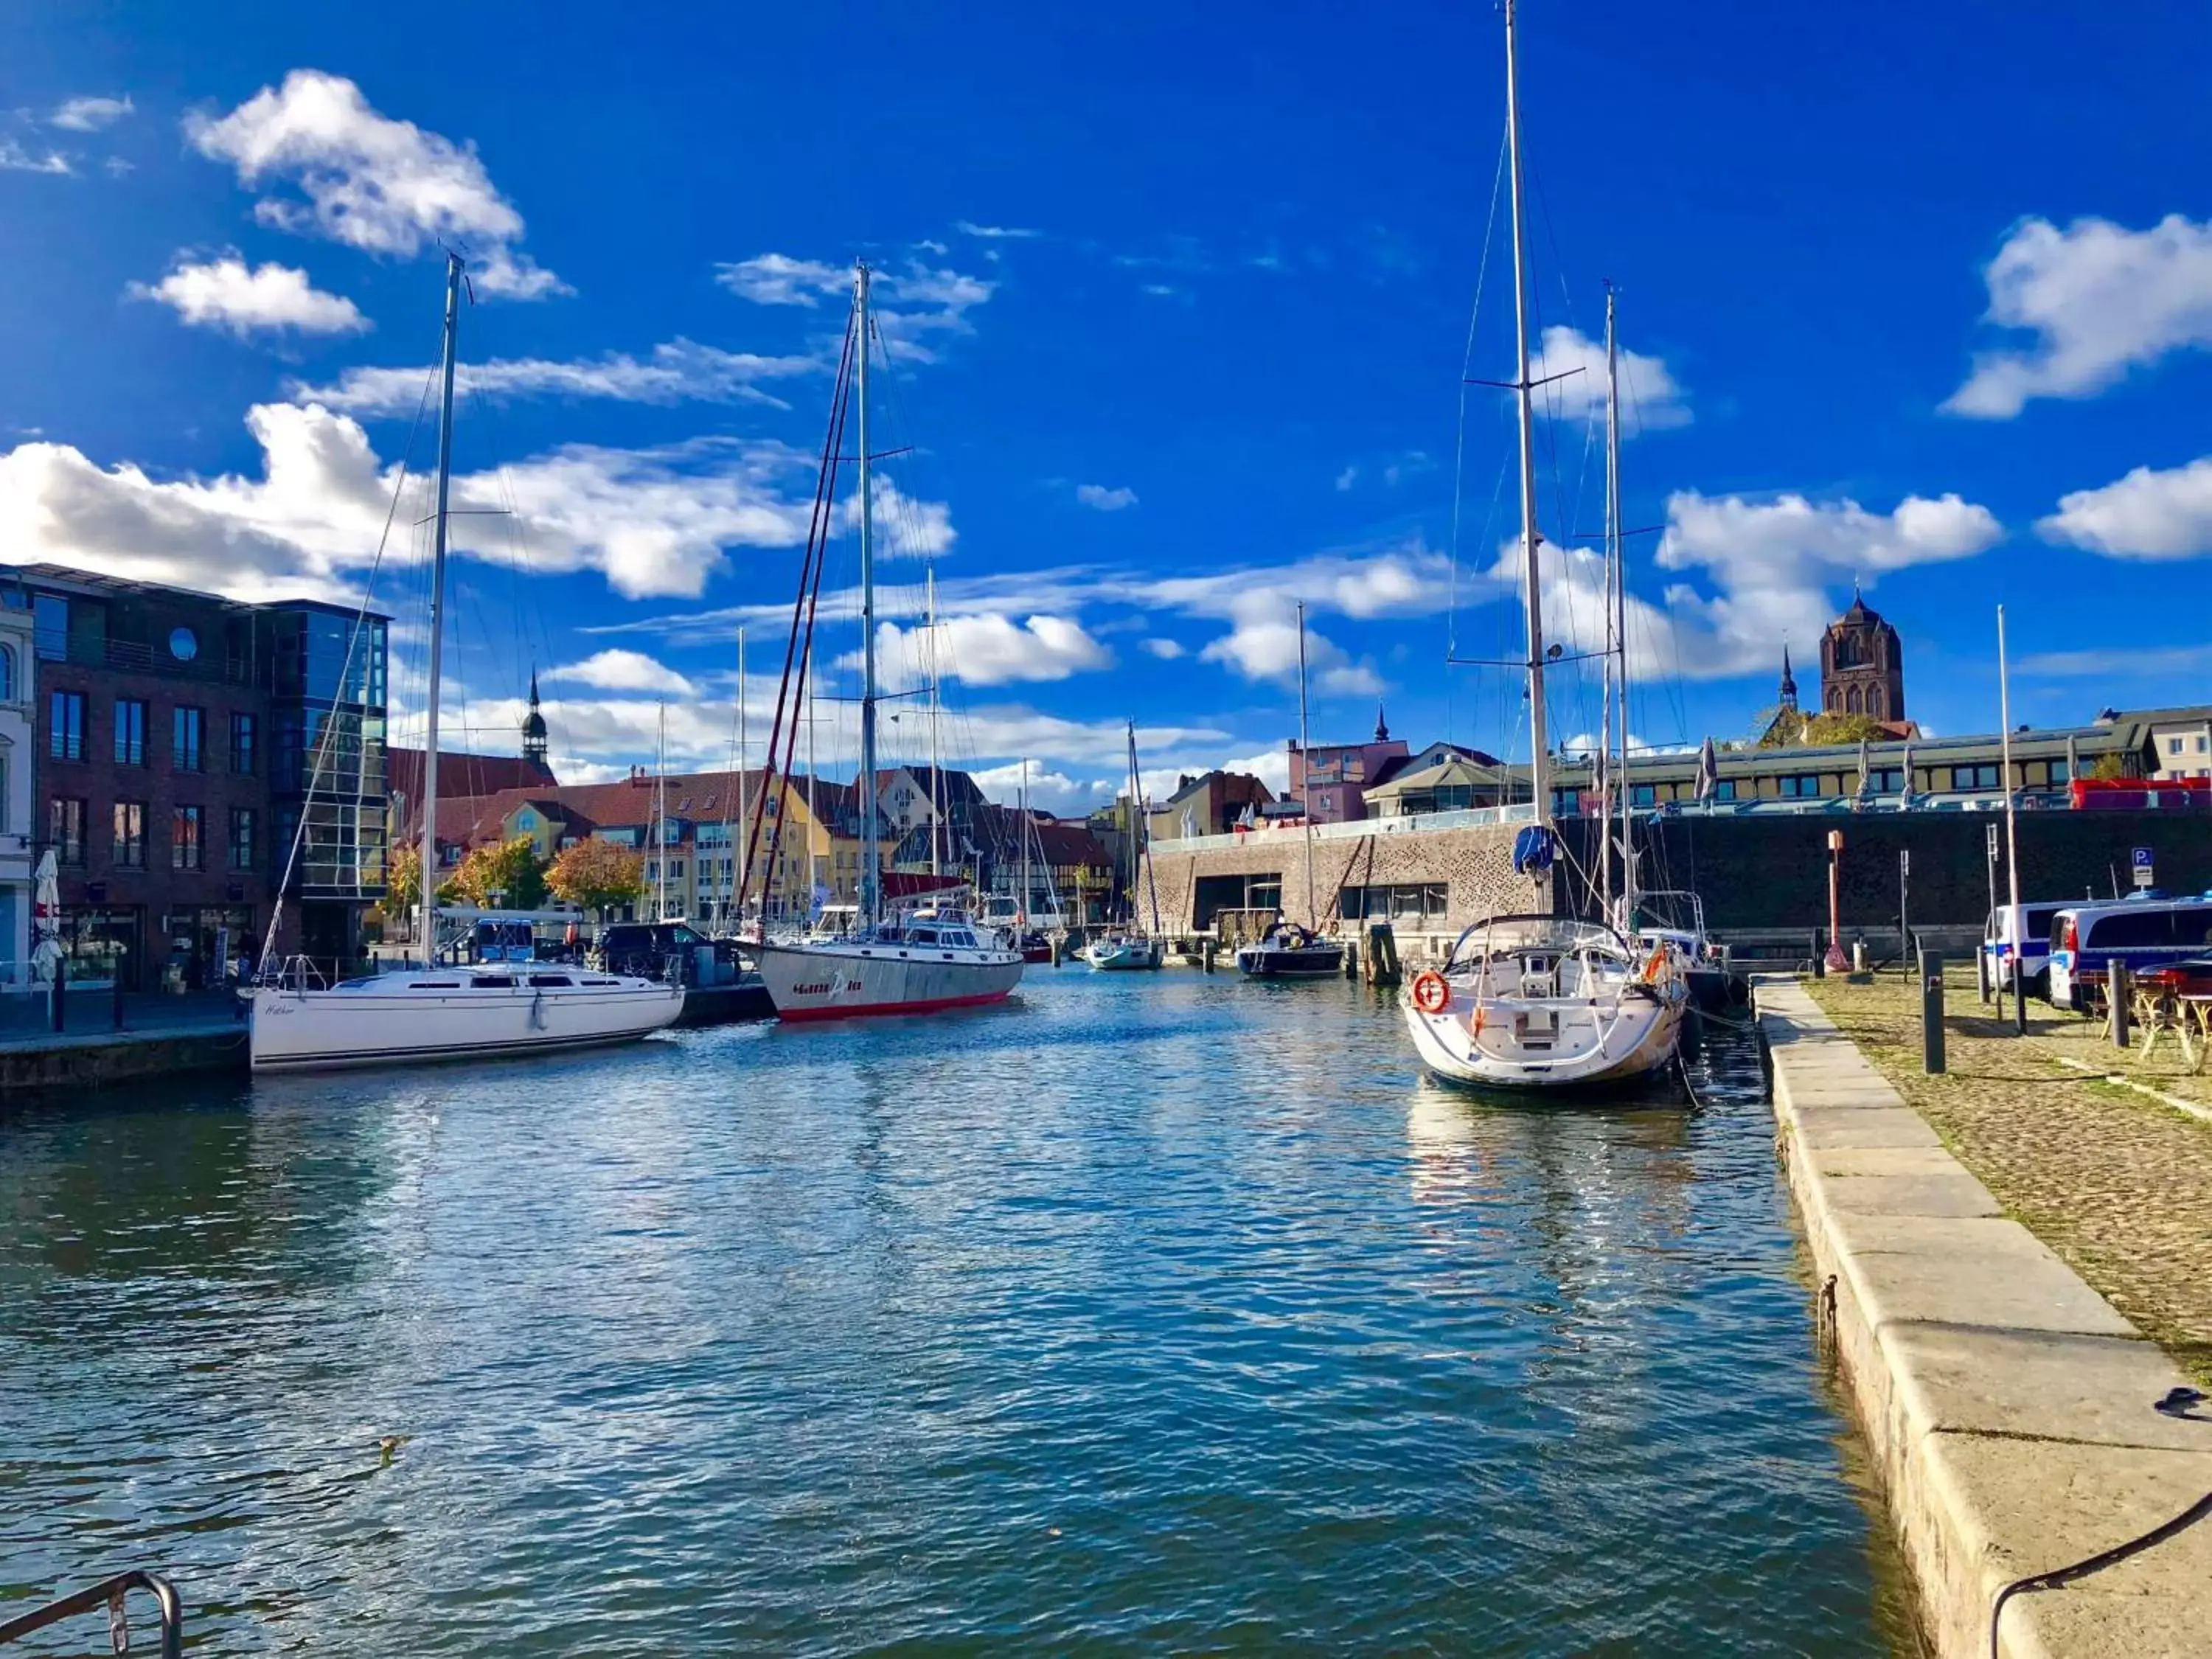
[546,836,645,919]
[448,836,549,911]
[386,842,421,914]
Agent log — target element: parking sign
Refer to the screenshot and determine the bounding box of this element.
[2132,846,2154,888]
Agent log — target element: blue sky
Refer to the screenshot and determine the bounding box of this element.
[5,0,2210,809]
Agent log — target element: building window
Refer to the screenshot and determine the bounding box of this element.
[1341,883,1450,923]
[1630,784,1658,807]
[0,643,13,702]
[2050,760,2070,785]
[32,594,67,662]
[1867,768,1902,793]
[114,698,147,765]
[1950,763,1998,790]
[1713,780,1739,801]
[173,805,204,871]
[113,801,147,869]
[228,808,257,872]
[2169,737,2185,757]
[173,706,205,772]
[49,797,85,866]
[229,712,257,776]
[1778,773,1823,798]
[1551,787,1580,815]
[49,689,85,760]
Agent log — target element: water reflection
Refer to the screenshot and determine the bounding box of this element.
[1,975,1907,1656]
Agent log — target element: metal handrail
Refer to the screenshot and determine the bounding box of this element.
[0,1570,184,1657]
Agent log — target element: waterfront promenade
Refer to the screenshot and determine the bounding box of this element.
[1759,975,2212,1659]
[0,990,244,1091]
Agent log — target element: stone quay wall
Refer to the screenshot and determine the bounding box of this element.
[1144,821,1543,940]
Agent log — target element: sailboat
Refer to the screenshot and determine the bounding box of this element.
[1237,602,1346,979]
[1401,0,1687,1091]
[749,264,1026,1021]
[1085,722,1165,970]
[248,254,684,1071]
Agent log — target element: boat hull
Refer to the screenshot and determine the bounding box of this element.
[249,978,684,1072]
[1235,945,1345,978]
[1403,985,1686,1091]
[1085,939,1163,971]
[752,939,1024,1021]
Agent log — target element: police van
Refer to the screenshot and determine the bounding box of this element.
[2045,893,2212,1011]
[1980,901,2065,998]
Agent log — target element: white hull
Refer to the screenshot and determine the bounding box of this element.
[249,971,683,1072]
[1085,938,1163,971]
[1405,984,1684,1089]
[753,937,1023,1020]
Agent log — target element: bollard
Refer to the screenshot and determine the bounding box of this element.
[1851,939,1867,975]
[2109,961,2131,1049]
[50,952,66,1032]
[1342,942,1358,981]
[1203,942,1215,974]
[1976,944,1991,1005]
[1920,950,1945,1074]
[1811,929,1825,978]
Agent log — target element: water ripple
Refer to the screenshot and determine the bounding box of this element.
[1,974,1916,1654]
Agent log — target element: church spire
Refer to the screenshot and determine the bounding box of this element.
[521,665,549,765]
[1374,701,1390,743]
[1778,643,1798,712]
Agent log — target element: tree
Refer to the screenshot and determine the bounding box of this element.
[546,836,644,918]
[448,835,549,911]
[2087,751,2133,782]
[1753,707,1891,749]
[386,842,421,914]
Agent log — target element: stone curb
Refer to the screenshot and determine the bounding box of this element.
[1754,975,2212,1659]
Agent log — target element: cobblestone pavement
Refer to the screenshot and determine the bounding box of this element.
[1803,967,2212,1388]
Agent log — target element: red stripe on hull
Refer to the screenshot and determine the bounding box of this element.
[773,989,1015,1023]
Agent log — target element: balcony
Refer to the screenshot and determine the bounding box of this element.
[46,633,257,686]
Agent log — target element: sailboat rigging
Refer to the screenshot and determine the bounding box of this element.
[747,262,1024,1020]
[1400,0,1687,1090]
[1237,603,1346,978]
[1085,722,1165,970]
[248,253,682,1071]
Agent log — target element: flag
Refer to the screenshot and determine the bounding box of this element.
[1898,740,1914,799]
[1694,737,1719,802]
[1854,738,1872,807]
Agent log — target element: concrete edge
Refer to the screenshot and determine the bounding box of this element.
[1752,973,2212,1659]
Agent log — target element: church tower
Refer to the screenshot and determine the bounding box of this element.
[1819,588,1906,722]
[521,668,549,765]
[1778,644,1798,713]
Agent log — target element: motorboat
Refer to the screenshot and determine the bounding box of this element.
[1235,920,1345,978]
[1403,915,1688,1089]
[1084,933,1164,971]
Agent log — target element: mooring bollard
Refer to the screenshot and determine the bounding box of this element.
[1976,945,1991,1005]
[1341,941,1358,981]
[113,949,126,1032]
[1920,949,1945,1074]
[1811,929,1825,978]
[49,953,66,1033]
[1202,942,1215,974]
[2109,961,2131,1049]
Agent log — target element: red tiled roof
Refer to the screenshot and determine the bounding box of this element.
[389,748,557,809]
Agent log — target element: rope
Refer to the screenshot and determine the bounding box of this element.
[1988,1492,2212,1659]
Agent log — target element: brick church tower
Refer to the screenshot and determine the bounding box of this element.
[1818,588,1905,723]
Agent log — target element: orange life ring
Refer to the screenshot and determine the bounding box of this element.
[1411,970,1450,1015]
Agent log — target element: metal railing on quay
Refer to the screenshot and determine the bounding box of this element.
[0,1570,183,1658]
[1152,802,1540,856]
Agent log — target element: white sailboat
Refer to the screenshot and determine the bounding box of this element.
[1085,721,1165,970]
[1236,603,1345,979]
[1401,0,1686,1090]
[249,254,682,1072]
[751,264,1025,1021]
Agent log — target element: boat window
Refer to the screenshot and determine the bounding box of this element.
[583,978,619,987]
[910,928,939,944]
[411,981,460,990]
[947,931,974,947]
[529,975,574,988]
[472,975,515,988]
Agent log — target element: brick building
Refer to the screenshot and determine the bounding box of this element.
[10,565,390,987]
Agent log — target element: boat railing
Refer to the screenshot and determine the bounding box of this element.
[259,955,330,992]
[0,1569,184,1658]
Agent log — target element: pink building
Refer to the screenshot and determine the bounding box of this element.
[1287,708,1410,824]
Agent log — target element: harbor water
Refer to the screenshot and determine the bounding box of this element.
[1,972,1919,1654]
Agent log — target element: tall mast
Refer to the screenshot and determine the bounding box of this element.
[1020,758,1032,922]
[1297,600,1318,928]
[735,625,749,925]
[1504,0,1549,813]
[855,264,882,927]
[1997,605,2023,1032]
[1605,283,1632,914]
[655,701,668,922]
[927,566,944,880]
[418,251,464,940]
[804,641,818,912]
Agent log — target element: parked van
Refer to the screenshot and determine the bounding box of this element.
[2046,894,2212,1011]
[1980,901,2065,997]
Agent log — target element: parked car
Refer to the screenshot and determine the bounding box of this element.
[2046,893,2212,1012]
[1980,901,2065,997]
[594,920,748,987]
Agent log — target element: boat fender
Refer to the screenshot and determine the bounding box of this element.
[530,989,548,1031]
[1641,945,1668,983]
[1411,970,1450,1015]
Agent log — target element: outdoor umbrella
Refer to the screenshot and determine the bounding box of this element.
[29,847,63,982]
[1694,736,1719,802]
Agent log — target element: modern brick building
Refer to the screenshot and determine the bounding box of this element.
[9,565,390,987]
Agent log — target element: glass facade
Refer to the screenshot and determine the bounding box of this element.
[268,605,389,902]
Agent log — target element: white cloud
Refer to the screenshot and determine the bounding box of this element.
[714,253,996,361]
[185,69,563,299]
[2016,642,2212,679]
[1197,613,1380,696]
[102,156,133,178]
[128,254,367,338]
[830,474,956,561]
[969,760,1103,815]
[0,403,828,604]
[1334,465,1358,492]
[1075,483,1137,512]
[1218,747,1290,793]
[858,613,1113,688]
[1944,215,2212,418]
[543,649,697,695]
[2037,456,2212,560]
[0,139,72,175]
[1141,638,1185,659]
[1526,325,1691,432]
[51,94,133,132]
[954,221,1041,241]
[288,339,819,414]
